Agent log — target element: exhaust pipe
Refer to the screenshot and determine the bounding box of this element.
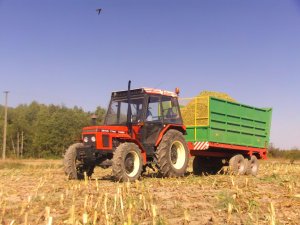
[127,80,132,136]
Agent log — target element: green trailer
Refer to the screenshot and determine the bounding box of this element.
[180,96,272,175]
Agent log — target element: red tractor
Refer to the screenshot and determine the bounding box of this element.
[64,81,189,181]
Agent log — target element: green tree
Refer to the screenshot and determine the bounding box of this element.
[0,101,106,158]
[94,106,106,124]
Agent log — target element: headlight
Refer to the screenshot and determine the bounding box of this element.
[83,137,88,143]
[91,136,96,142]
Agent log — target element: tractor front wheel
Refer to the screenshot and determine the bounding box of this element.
[156,130,189,177]
[112,142,143,182]
[63,143,94,180]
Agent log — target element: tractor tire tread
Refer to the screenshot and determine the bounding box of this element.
[112,142,143,182]
[63,143,83,180]
[156,129,189,177]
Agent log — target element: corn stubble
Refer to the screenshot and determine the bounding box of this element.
[0,159,299,224]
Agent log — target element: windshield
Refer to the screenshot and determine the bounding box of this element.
[105,97,144,125]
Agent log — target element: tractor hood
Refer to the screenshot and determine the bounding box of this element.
[81,125,130,150]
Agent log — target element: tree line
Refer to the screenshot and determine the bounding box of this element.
[1,102,299,160]
[0,102,106,158]
[268,143,300,162]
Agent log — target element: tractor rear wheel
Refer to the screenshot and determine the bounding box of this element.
[156,130,189,177]
[229,154,247,175]
[63,143,94,180]
[246,155,259,176]
[112,142,143,182]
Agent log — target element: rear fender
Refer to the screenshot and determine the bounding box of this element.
[154,125,186,147]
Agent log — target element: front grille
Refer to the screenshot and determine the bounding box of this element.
[102,134,109,147]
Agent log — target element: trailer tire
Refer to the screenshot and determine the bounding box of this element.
[229,154,247,175]
[112,142,143,182]
[63,143,94,180]
[156,130,189,177]
[246,155,259,176]
[193,156,223,175]
[193,156,206,175]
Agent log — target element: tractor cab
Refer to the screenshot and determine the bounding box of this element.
[105,88,182,126]
[64,84,189,182]
[104,88,183,152]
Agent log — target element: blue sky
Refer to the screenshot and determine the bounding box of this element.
[0,0,299,149]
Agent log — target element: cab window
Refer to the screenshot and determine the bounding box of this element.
[161,96,182,124]
[146,96,162,122]
[105,97,144,125]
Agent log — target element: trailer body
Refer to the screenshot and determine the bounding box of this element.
[182,96,272,159]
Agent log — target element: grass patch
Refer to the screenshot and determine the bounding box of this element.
[217,191,236,210]
[0,161,26,169]
[0,159,62,170]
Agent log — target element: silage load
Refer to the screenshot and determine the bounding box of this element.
[181,91,236,126]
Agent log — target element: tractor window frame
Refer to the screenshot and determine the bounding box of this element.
[161,96,183,124]
[145,95,163,123]
[104,95,146,125]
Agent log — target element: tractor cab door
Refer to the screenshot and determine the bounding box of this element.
[140,95,164,153]
[140,95,182,155]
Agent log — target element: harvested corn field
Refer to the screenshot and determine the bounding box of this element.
[0,159,299,224]
[180,91,236,126]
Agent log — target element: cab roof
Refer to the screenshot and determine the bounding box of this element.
[111,88,178,98]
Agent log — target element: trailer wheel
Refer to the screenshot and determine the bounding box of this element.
[193,156,206,175]
[112,142,143,182]
[63,143,94,180]
[156,130,189,177]
[229,154,247,175]
[193,156,224,175]
[246,155,259,176]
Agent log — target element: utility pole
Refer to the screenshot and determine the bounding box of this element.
[2,91,9,160]
[17,132,20,158]
[21,131,24,158]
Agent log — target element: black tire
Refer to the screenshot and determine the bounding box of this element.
[156,130,189,177]
[112,142,143,182]
[246,155,259,176]
[193,156,224,175]
[63,143,94,180]
[229,154,247,175]
[211,158,225,174]
[193,156,206,175]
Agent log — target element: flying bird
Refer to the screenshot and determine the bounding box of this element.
[96,8,102,15]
